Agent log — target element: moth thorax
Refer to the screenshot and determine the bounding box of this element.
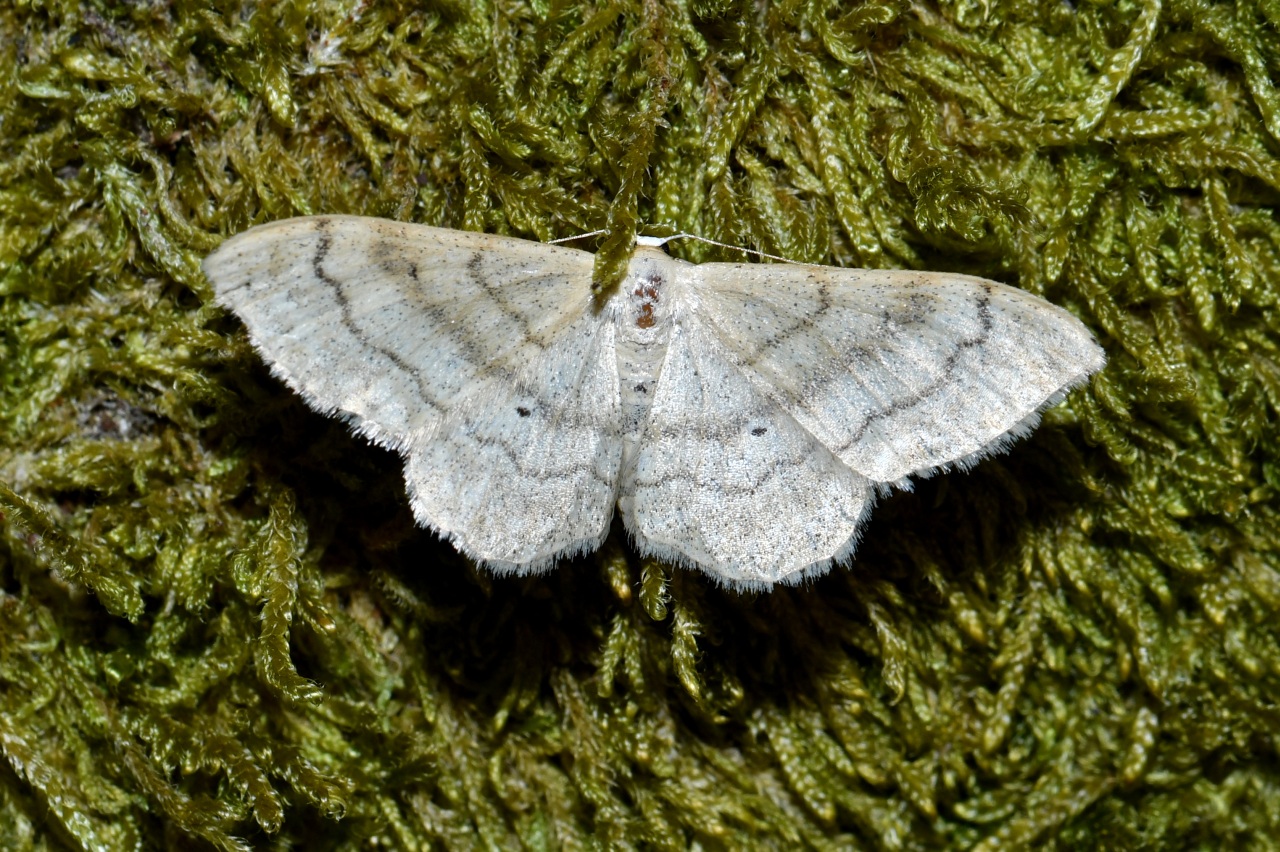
[616,250,679,335]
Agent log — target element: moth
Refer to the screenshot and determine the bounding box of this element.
[204,216,1104,589]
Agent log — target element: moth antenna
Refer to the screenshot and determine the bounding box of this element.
[549,229,608,244]
[646,233,801,265]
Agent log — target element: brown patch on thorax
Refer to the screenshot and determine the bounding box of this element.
[634,277,661,329]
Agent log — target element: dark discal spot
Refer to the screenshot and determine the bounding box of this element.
[467,251,484,278]
[634,383,648,394]
[751,426,768,436]
[408,262,420,282]
[517,406,531,417]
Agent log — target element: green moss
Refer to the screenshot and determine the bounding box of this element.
[2,0,1279,847]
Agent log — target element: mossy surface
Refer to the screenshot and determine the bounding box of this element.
[2,0,1279,848]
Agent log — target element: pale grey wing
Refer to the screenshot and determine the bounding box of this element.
[618,314,873,590]
[203,215,623,570]
[401,318,621,571]
[690,262,1105,484]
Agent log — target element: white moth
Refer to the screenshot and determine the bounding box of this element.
[204,216,1104,590]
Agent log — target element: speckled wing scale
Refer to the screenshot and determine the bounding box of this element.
[204,215,1104,591]
[688,263,1102,484]
[203,216,622,569]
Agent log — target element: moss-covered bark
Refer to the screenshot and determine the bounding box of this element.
[1,0,1278,847]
